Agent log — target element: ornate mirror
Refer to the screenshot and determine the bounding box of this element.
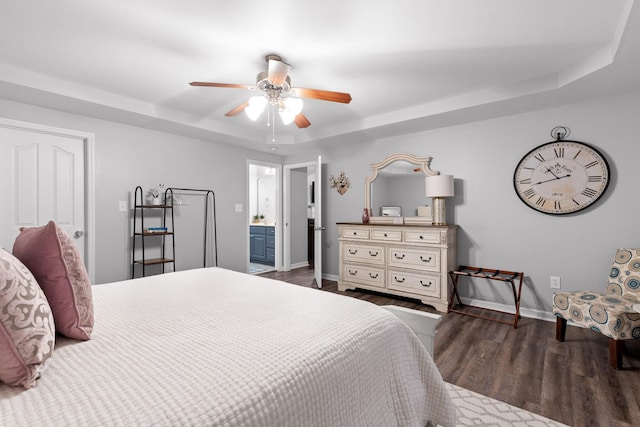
[365,153,439,224]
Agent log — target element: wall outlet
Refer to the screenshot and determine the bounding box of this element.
[235,203,243,212]
[550,276,561,289]
[118,201,127,212]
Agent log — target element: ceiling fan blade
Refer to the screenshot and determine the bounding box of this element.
[225,101,249,117]
[294,113,311,128]
[289,87,352,104]
[267,59,291,85]
[190,82,254,89]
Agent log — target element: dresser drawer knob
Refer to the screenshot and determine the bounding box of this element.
[420,280,433,287]
[394,253,405,260]
[369,251,379,257]
[419,235,424,239]
[393,276,405,283]
[384,233,388,237]
[353,231,357,235]
[420,256,432,263]
[369,273,379,279]
[348,249,358,255]
[348,269,358,276]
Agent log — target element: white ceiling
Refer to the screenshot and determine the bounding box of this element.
[0,1,638,154]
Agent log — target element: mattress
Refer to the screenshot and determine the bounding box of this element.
[0,267,456,426]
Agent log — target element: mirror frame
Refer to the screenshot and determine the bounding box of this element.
[365,153,440,223]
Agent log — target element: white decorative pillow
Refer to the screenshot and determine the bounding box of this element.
[0,249,55,388]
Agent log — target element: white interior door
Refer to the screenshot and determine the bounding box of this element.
[313,155,323,288]
[0,123,87,262]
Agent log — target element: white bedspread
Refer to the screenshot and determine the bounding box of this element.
[0,267,456,426]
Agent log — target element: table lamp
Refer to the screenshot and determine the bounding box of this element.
[425,175,454,225]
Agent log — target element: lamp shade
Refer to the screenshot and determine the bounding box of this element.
[425,175,454,198]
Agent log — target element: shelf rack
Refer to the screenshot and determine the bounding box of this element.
[448,265,524,328]
[131,186,176,278]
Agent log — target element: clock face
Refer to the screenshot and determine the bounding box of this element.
[513,140,610,215]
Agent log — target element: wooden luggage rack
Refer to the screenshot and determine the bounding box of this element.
[448,266,524,328]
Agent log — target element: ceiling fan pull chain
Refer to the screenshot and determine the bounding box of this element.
[266,102,271,127]
[272,107,276,142]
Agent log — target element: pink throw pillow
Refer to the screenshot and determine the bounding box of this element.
[0,249,55,388]
[13,221,94,340]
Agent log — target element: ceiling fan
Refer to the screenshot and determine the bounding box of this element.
[190,54,352,128]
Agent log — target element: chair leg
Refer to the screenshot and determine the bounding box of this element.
[555,317,567,342]
[609,339,623,370]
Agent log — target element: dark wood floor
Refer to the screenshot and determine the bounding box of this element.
[260,267,640,426]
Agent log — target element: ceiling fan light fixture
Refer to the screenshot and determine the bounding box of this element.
[245,95,267,121]
[279,97,304,125]
[284,97,303,114]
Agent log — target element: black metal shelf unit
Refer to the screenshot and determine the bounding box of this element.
[131,186,176,278]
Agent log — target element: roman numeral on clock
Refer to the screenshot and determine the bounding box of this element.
[554,147,564,158]
[534,153,545,162]
[582,188,598,198]
[584,160,599,169]
[587,175,602,182]
[522,188,536,199]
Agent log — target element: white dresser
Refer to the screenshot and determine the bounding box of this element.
[337,223,457,312]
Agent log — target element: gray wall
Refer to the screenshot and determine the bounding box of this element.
[0,98,280,284]
[288,89,640,316]
[2,87,640,317]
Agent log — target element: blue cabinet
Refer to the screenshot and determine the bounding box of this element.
[250,225,275,265]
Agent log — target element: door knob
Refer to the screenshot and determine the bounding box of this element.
[74,230,84,239]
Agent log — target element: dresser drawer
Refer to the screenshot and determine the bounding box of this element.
[343,264,385,288]
[340,226,371,240]
[343,243,385,265]
[388,246,440,271]
[371,228,402,242]
[387,270,440,297]
[403,229,441,244]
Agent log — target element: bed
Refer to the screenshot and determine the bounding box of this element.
[1,267,456,426]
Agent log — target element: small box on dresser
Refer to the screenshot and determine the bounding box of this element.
[338,223,457,312]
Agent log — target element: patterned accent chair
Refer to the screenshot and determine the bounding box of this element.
[553,248,640,369]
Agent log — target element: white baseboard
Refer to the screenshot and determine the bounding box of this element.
[290,261,309,270]
[457,296,557,323]
[324,273,338,282]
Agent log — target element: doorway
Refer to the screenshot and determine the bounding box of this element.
[0,117,95,282]
[283,156,322,287]
[248,161,280,274]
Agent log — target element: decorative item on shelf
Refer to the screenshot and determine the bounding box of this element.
[361,208,370,223]
[252,214,265,224]
[329,171,351,195]
[148,184,165,205]
[425,175,454,225]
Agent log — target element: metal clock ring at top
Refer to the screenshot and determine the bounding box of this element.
[513,139,610,215]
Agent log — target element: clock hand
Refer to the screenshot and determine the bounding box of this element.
[544,166,561,179]
[534,174,571,185]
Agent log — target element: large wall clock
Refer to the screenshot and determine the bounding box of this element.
[513,139,610,215]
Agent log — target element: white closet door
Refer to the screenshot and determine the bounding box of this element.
[0,125,85,258]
